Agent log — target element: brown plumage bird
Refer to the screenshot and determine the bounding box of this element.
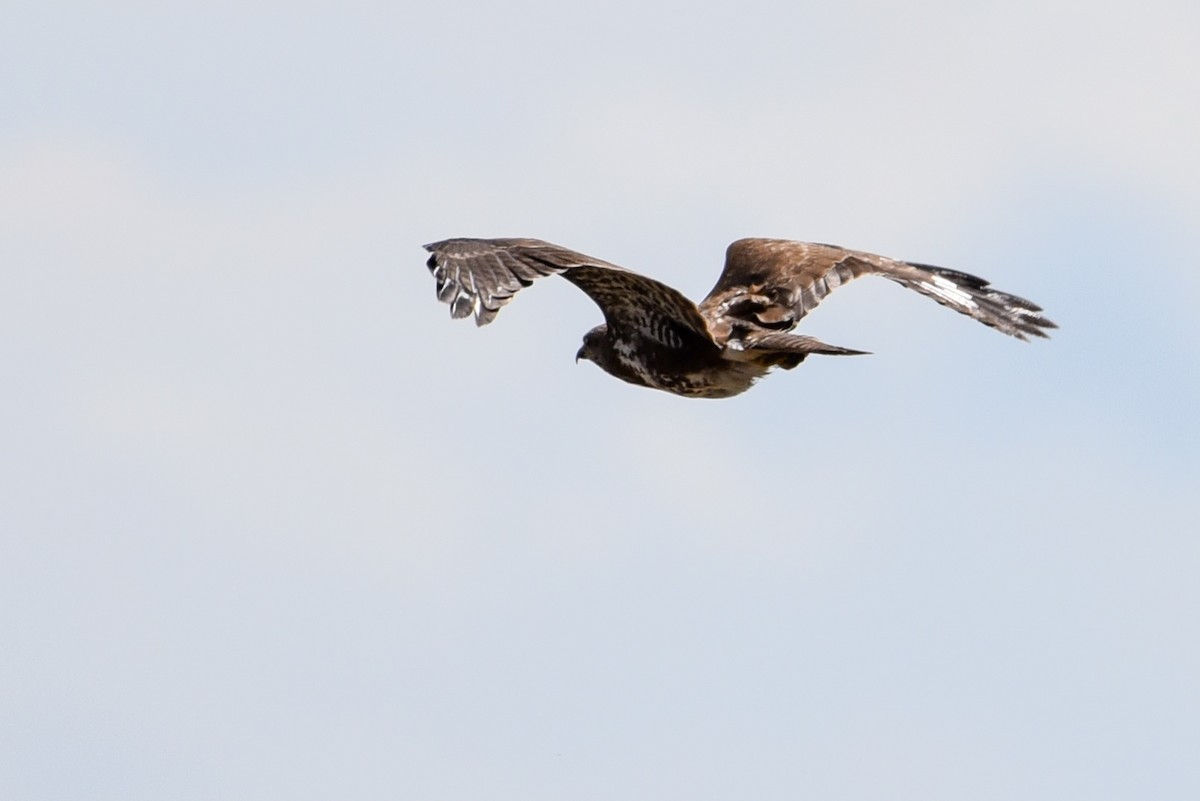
[424,237,1055,398]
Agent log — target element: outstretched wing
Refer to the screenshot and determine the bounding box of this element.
[424,238,714,347]
[699,238,1056,342]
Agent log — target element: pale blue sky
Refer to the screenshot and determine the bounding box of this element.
[2,2,1198,799]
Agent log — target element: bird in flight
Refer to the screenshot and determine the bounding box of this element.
[423,237,1055,399]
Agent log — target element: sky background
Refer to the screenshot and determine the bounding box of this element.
[2,2,1198,799]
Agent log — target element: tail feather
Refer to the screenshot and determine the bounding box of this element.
[735,331,870,370]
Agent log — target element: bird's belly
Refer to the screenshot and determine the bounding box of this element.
[607,338,768,399]
[683,362,767,398]
[642,361,768,399]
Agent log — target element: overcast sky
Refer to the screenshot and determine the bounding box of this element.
[2,2,1198,799]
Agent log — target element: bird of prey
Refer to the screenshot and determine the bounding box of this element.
[423,237,1055,399]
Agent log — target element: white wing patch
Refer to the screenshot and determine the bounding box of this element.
[919,274,978,310]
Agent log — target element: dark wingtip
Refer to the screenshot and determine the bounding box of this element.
[1018,315,1057,341]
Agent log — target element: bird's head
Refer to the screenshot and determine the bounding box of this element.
[576,324,607,364]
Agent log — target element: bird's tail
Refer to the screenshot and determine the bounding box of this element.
[734,331,870,370]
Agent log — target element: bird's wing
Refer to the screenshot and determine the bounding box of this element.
[698,238,1056,341]
[424,238,715,348]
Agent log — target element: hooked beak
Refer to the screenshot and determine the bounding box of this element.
[575,345,586,363]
